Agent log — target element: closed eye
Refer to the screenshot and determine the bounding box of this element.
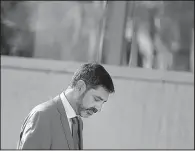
[94,98,100,102]
[94,97,107,104]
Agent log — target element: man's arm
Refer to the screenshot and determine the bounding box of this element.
[17,111,51,149]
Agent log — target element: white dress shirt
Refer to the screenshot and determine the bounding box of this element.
[60,92,77,133]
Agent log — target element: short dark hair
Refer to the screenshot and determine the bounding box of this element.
[70,63,115,93]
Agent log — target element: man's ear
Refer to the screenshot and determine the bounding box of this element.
[75,80,86,94]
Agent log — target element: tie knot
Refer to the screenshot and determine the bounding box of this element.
[71,117,79,124]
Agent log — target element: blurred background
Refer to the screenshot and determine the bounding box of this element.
[1,1,194,72]
[1,1,194,149]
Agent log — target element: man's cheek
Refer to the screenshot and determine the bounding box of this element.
[83,98,91,107]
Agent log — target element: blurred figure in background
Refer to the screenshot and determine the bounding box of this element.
[124,1,193,72]
[123,17,133,66]
[78,1,106,62]
[1,1,35,57]
[136,22,154,69]
[1,1,106,63]
[1,1,193,73]
[153,15,181,70]
[127,2,156,69]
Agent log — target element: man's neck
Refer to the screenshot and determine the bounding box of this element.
[64,89,78,115]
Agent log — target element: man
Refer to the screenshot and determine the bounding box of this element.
[17,63,115,150]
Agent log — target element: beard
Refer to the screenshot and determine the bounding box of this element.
[76,91,88,117]
[78,104,97,118]
[77,104,92,118]
[76,91,97,118]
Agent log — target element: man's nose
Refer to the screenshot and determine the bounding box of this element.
[96,103,103,112]
[97,108,101,112]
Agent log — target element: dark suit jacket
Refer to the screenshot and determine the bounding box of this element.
[17,95,83,149]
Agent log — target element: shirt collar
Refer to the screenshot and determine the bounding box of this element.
[60,92,77,119]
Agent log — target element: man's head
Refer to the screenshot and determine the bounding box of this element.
[69,63,115,118]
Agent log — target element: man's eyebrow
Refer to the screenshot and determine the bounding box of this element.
[94,96,107,102]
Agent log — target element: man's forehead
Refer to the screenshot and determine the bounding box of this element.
[91,87,109,99]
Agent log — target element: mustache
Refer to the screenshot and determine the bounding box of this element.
[87,107,98,113]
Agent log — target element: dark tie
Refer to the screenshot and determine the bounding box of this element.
[71,117,80,149]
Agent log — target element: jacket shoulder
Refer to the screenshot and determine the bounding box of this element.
[30,97,59,118]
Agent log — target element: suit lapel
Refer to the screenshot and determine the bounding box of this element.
[53,95,75,149]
